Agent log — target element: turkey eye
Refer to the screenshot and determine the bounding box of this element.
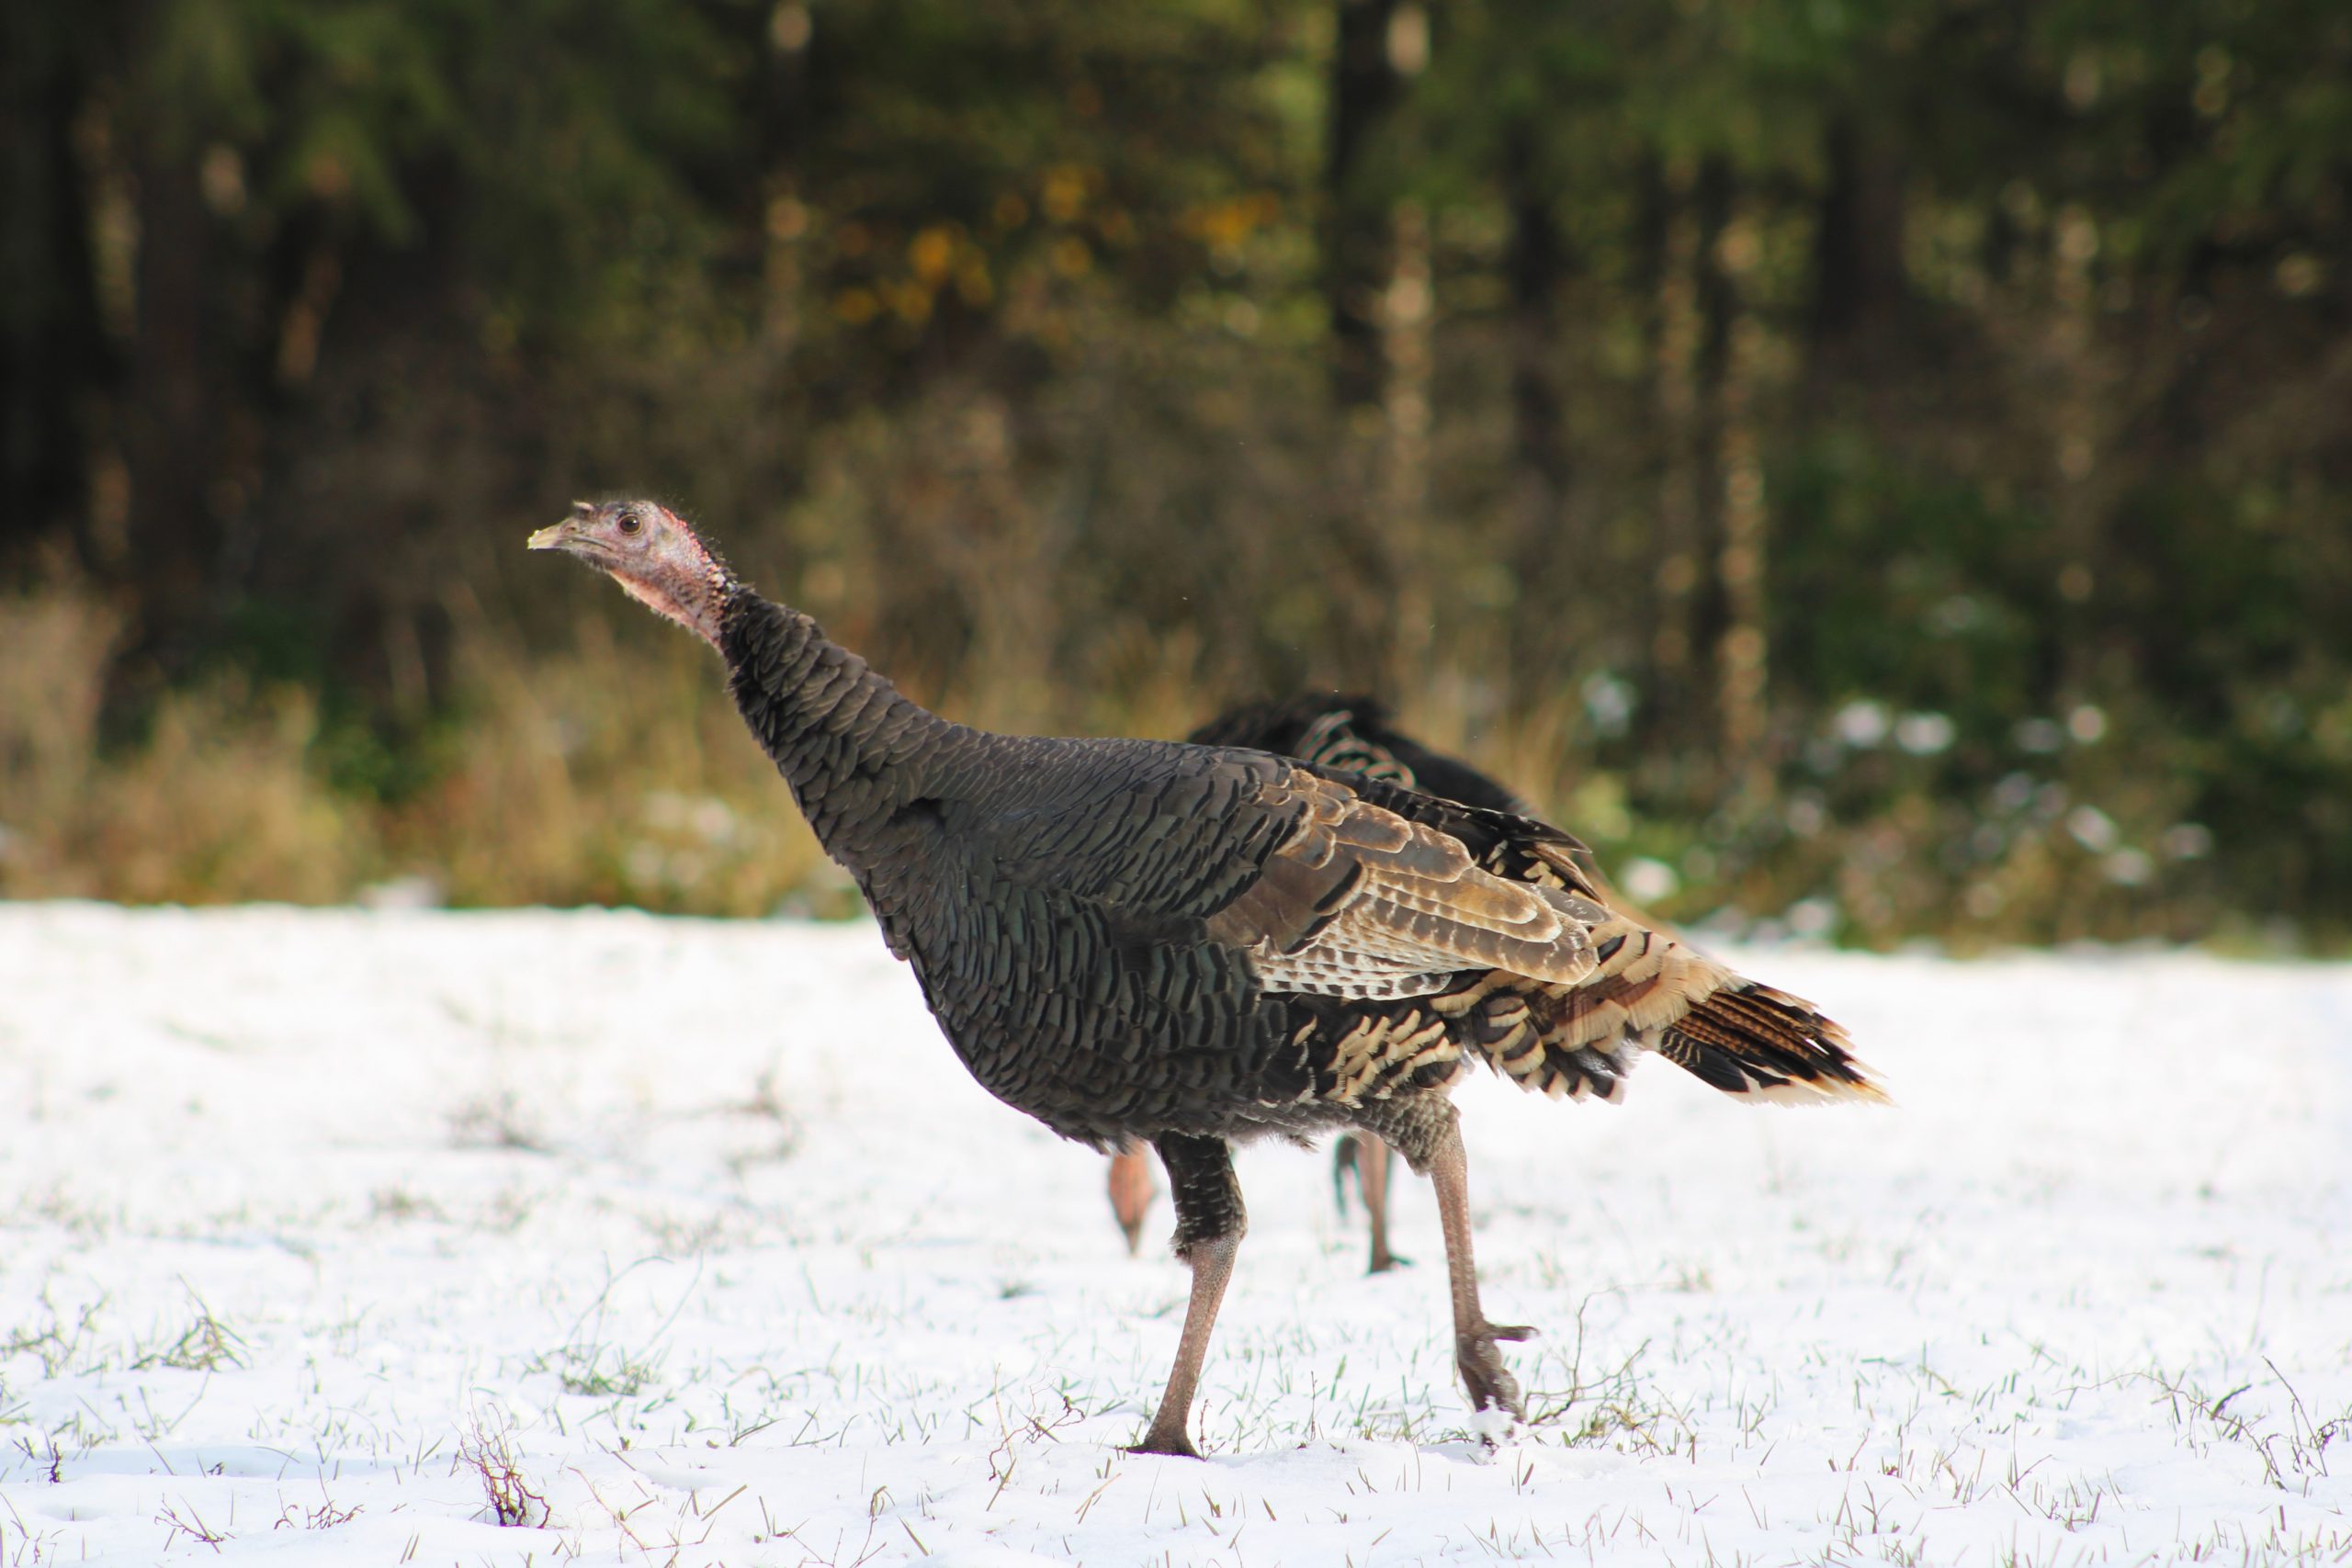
[616,511,641,536]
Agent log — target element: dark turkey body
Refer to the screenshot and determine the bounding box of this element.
[721,596,1498,1153]
[855,730,1492,1149]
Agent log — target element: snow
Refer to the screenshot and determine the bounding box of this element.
[2,902,2348,1566]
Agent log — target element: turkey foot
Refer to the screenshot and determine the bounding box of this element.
[1424,1109,1538,1428]
[1126,1423,1202,1460]
[1456,1321,1537,1419]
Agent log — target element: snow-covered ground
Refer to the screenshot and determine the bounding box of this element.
[2,903,2347,1566]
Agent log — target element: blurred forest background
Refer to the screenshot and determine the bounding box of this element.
[3,0,2348,949]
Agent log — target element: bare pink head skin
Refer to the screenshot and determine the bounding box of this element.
[528,499,735,649]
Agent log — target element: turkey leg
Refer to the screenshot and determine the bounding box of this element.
[1107,1145,1158,1255]
[1129,1133,1245,1458]
[1352,1133,1402,1273]
[1426,1110,1534,1422]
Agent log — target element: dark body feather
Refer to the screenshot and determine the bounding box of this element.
[728,596,1534,1147]
[1186,694,1532,817]
[726,596,1298,1144]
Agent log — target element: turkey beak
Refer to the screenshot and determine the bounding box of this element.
[527,502,598,553]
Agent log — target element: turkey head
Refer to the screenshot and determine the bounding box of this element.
[529,499,732,649]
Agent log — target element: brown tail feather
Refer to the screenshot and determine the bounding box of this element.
[1655,977,1885,1104]
[1469,913,1886,1106]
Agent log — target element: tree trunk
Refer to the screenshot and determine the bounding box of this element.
[759,2,814,361]
[1501,111,1569,637]
[117,142,222,682]
[1381,198,1434,686]
[1648,155,1732,784]
[0,9,107,559]
[1805,114,1909,398]
[1715,202,1770,814]
[1323,0,1402,412]
[2046,203,2107,698]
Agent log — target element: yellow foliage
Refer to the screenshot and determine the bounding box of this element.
[1042,164,1089,224]
[909,224,957,284]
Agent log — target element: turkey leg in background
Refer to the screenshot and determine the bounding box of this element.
[1333,1131,1405,1272]
[1107,1143,1159,1255]
[1128,1133,1247,1458]
[1117,1131,1401,1271]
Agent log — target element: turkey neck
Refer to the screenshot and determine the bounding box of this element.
[717,590,961,861]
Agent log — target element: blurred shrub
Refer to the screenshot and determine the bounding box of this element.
[392,616,832,916]
[0,575,373,902]
[0,570,841,914]
[0,561,2241,950]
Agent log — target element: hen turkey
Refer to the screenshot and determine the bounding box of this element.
[531,499,1884,1457]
